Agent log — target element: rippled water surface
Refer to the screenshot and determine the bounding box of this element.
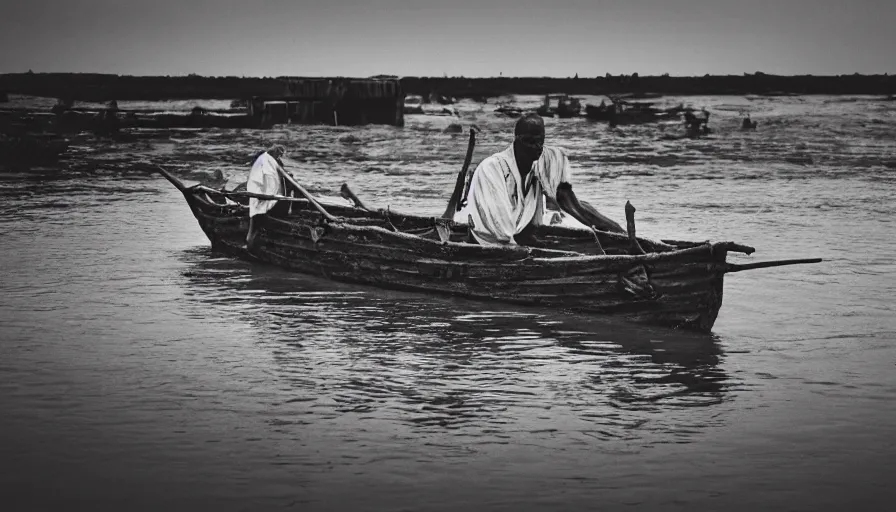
[2,95,895,511]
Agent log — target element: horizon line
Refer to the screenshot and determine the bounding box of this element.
[2,71,893,80]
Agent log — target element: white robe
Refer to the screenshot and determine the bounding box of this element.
[454,144,572,245]
[246,152,286,217]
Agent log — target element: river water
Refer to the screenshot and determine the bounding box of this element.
[1,94,895,511]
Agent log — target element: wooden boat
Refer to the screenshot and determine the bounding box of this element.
[585,99,689,125]
[156,160,821,332]
[536,94,582,118]
[403,95,425,114]
[616,92,664,100]
[494,105,523,118]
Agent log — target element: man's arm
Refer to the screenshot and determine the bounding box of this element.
[555,183,625,233]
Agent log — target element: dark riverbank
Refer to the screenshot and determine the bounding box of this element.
[2,72,894,101]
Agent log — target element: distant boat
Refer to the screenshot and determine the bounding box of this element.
[427,92,455,105]
[403,95,425,114]
[536,94,582,118]
[585,99,688,125]
[616,92,664,100]
[404,95,456,116]
[494,105,523,118]
[758,91,800,97]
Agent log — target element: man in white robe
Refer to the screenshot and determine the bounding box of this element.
[246,144,288,249]
[455,114,624,245]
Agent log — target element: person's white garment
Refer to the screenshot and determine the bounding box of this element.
[454,144,571,245]
[246,152,285,217]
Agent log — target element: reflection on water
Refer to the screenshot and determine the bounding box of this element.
[179,247,730,439]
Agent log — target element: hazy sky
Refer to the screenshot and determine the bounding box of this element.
[2,0,893,77]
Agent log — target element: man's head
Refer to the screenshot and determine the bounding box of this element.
[267,144,287,160]
[513,113,545,161]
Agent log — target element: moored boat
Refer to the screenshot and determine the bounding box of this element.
[536,94,582,118]
[494,105,523,118]
[585,99,689,125]
[156,163,821,332]
[403,95,425,114]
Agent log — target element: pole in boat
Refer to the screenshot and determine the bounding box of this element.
[275,167,339,223]
[589,226,607,255]
[725,258,823,273]
[340,183,371,211]
[619,201,657,299]
[624,201,646,255]
[191,185,322,204]
[442,127,478,219]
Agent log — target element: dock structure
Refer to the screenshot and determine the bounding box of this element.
[0,77,407,133]
[250,78,404,127]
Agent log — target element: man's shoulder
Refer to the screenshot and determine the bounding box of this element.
[478,153,502,166]
[542,145,569,158]
[252,152,281,171]
[476,152,509,173]
[539,146,570,171]
[478,145,513,165]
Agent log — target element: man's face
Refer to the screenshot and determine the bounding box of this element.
[515,131,545,161]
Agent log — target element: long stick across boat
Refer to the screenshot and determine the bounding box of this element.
[155,159,820,332]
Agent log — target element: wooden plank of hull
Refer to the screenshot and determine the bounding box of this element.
[202,225,722,328]
[257,237,719,322]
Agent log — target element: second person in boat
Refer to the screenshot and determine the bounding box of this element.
[246,144,290,250]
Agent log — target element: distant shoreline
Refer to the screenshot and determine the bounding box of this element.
[1,72,893,101]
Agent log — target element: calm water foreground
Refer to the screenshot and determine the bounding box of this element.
[1,95,895,511]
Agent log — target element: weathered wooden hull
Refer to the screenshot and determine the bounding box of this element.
[169,178,740,332]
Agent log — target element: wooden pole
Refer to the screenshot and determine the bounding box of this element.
[589,226,607,255]
[192,185,324,204]
[276,167,339,223]
[725,258,822,273]
[442,127,477,219]
[624,201,646,255]
[340,183,371,211]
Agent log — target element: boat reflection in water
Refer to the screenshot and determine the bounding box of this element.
[177,247,732,435]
